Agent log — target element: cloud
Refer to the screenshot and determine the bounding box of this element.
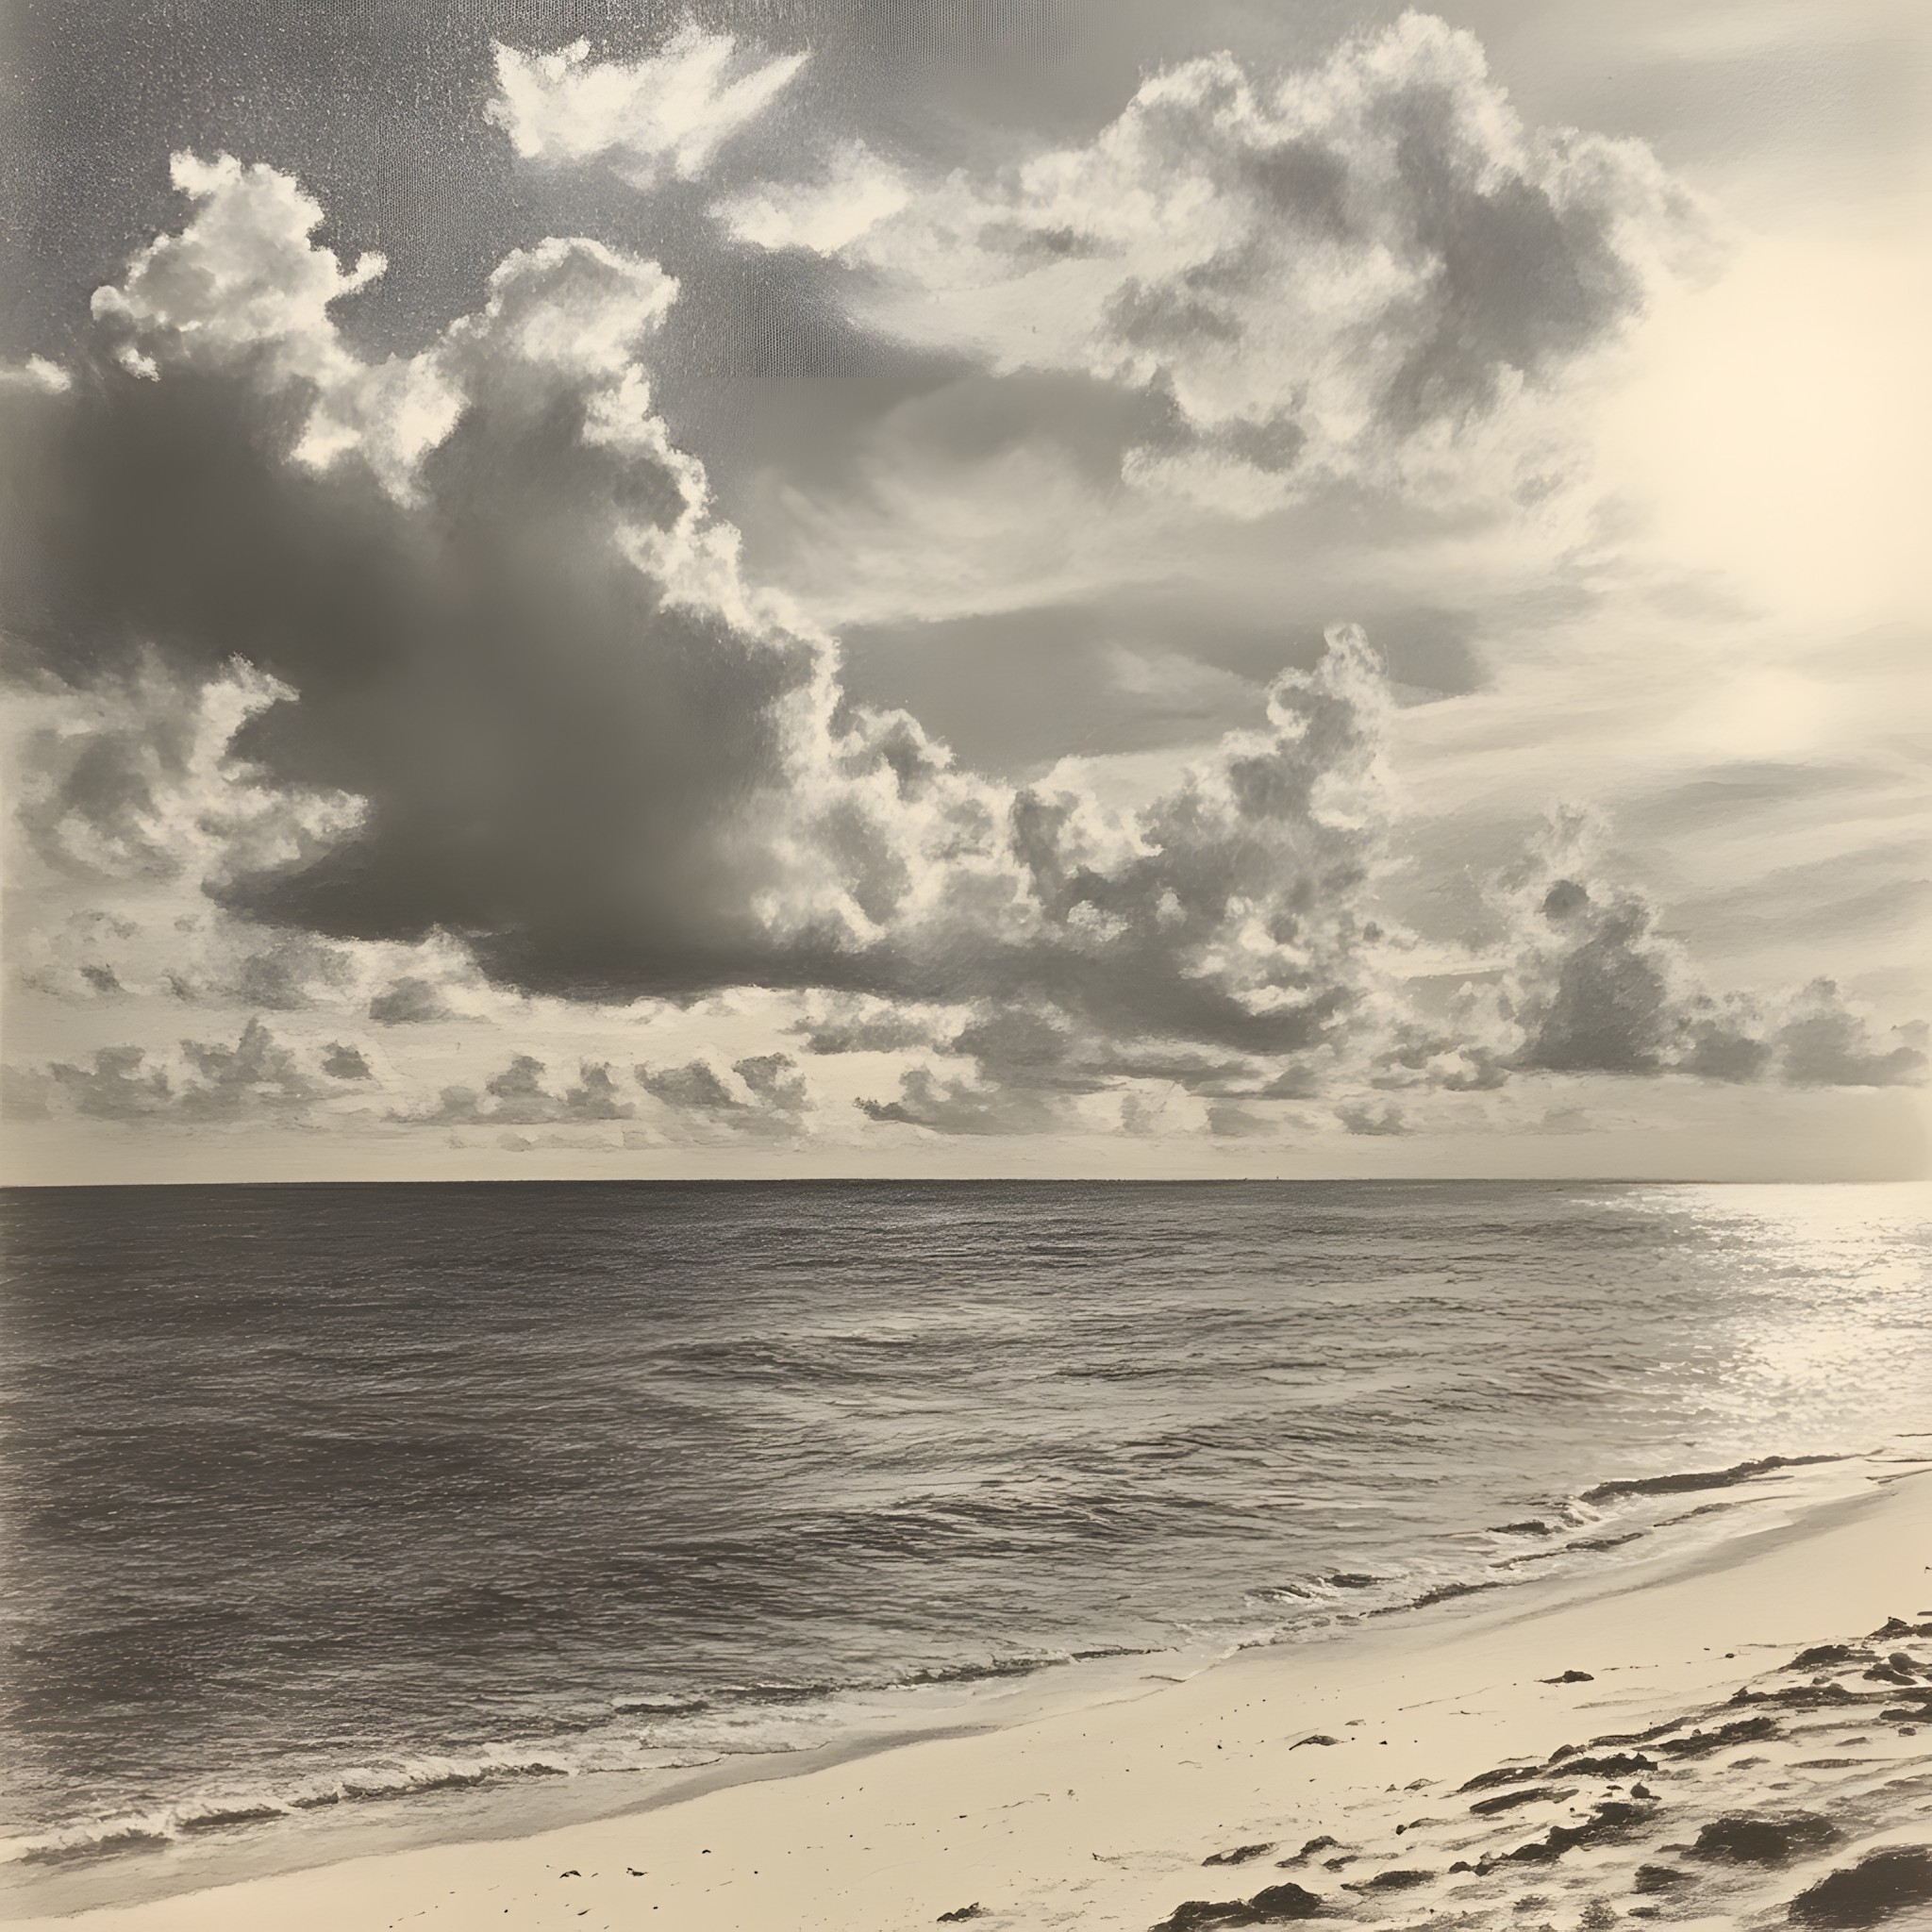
[636,1050,808,1137]
[2,141,1914,1162]
[13,654,363,887]
[368,975,456,1026]
[41,1018,325,1124]
[88,153,458,495]
[1476,812,1926,1089]
[0,357,70,393]
[422,1056,635,1126]
[1775,979,1928,1089]
[13,909,142,1002]
[1205,1101,1276,1139]
[788,996,949,1055]
[1336,1097,1408,1135]
[716,141,908,252]
[726,12,1713,509]
[487,26,808,187]
[6,152,1424,1077]
[856,1065,1062,1137]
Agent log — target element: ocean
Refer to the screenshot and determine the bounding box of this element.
[3,1180,1928,1908]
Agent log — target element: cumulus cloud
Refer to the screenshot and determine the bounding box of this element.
[5,152,1419,1073]
[788,995,951,1056]
[856,1064,1063,1137]
[420,1056,635,1126]
[487,27,807,187]
[724,12,1713,510]
[636,1050,809,1138]
[38,1018,327,1124]
[1473,812,1926,1089]
[13,654,363,887]
[1,130,1914,1160]
[1775,979,1928,1088]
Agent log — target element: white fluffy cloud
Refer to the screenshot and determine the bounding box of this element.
[15,653,363,888]
[724,13,1711,512]
[716,141,909,253]
[487,27,807,187]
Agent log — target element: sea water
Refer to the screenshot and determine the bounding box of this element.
[3,1180,1927,1899]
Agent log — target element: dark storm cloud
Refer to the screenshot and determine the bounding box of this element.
[0,235,819,998]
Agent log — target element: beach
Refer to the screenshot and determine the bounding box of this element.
[11,1459,1930,1931]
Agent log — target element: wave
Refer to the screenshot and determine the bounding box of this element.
[4,1752,591,1868]
[5,1441,1886,1875]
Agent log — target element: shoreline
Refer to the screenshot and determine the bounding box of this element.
[0,1450,1891,1917]
[8,1460,1930,1930]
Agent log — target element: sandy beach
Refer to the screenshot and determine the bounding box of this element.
[9,1460,1930,1932]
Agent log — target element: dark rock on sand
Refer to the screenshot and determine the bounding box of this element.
[1560,1751,1657,1778]
[1690,1812,1841,1866]
[1459,1763,1541,1793]
[1633,1864,1691,1892]
[1874,1618,1932,1640]
[1589,1716,1694,1748]
[1864,1663,1918,1687]
[1541,1670,1595,1684]
[1789,1845,1932,1927]
[1470,1786,1576,1817]
[1290,1735,1339,1749]
[1277,1837,1338,1866]
[1658,1714,1780,1757]
[1761,1684,1871,1711]
[1205,1844,1276,1866]
[1789,1645,1859,1672]
[1149,1880,1324,1928]
[1348,1868,1433,1890]
[937,1907,987,1924]
[1502,1799,1653,1864]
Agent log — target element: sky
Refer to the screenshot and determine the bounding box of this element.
[0,0,1926,1183]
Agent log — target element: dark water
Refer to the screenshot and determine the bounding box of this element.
[2,1180,1928,1875]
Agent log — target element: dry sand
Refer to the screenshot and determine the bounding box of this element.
[10,1466,1932,1932]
